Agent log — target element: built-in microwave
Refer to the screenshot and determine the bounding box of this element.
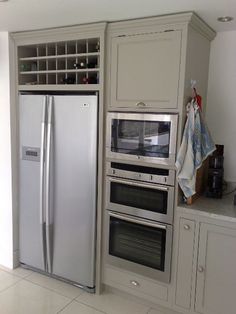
[105,210,172,283]
[106,112,178,166]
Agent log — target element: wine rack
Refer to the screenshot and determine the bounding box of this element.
[18,38,100,87]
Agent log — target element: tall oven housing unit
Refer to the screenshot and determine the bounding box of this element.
[105,112,178,283]
[19,94,98,291]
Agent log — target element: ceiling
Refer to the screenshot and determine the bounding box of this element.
[1,0,236,33]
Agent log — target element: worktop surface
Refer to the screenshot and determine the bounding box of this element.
[177,193,236,223]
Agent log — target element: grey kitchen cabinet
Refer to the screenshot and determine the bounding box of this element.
[110,31,182,109]
[175,207,236,314]
[103,266,169,306]
[195,223,236,314]
[106,12,215,122]
[175,218,196,310]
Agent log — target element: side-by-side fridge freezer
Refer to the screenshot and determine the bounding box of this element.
[19,94,98,291]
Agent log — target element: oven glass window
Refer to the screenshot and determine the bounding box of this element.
[109,216,166,271]
[111,119,171,158]
[110,182,168,214]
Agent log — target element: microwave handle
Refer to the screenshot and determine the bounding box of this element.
[108,211,167,230]
[108,177,169,191]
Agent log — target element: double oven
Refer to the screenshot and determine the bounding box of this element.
[105,112,178,283]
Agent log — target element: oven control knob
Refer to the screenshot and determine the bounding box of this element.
[112,169,116,175]
[130,280,140,287]
[184,224,190,230]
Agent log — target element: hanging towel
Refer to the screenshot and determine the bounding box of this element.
[176,100,216,198]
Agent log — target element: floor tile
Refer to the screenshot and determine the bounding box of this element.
[0,270,21,292]
[0,265,33,278]
[76,290,149,314]
[26,272,83,299]
[59,301,105,314]
[0,280,71,314]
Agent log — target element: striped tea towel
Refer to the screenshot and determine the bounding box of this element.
[176,100,216,198]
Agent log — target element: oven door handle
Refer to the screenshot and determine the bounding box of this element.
[108,177,169,191]
[108,211,167,230]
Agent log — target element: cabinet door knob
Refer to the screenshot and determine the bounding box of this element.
[198,266,204,273]
[130,280,139,287]
[184,224,190,230]
[136,102,146,107]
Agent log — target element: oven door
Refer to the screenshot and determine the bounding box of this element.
[106,177,174,224]
[106,211,172,283]
[106,112,178,166]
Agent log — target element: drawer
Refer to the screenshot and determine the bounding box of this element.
[103,266,168,303]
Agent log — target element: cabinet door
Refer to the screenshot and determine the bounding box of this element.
[196,223,236,314]
[110,31,182,109]
[175,218,196,309]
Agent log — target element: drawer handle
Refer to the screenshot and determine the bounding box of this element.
[136,102,146,107]
[184,224,190,230]
[130,280,140,287]
[198,266,204,273]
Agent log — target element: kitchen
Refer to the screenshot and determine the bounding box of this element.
[1,1,234,311]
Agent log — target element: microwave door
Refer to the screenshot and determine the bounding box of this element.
[106,113,178,166]
[143,121,170,158]
[111,119,143,155]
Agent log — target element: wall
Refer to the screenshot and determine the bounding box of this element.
[0,32,15,268]
[206,30,236,182]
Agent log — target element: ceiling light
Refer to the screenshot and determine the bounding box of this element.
[217,16,234,22]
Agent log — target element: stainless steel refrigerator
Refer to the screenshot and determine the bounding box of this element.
[19,94,98,291]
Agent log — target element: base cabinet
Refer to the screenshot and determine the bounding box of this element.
[175,218,196,310]
[195,223,236,314]
[175,214,236,314]
[103,266,169,305]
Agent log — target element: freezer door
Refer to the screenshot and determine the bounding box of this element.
[51,95,97,288]
[19,94,47,271]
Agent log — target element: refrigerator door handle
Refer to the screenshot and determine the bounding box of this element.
[39,96,47,270]
[45,96,53,273]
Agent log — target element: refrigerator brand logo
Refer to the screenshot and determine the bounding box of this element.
[82,103,89,108]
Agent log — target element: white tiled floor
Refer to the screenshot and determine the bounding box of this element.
[0,267,179,314]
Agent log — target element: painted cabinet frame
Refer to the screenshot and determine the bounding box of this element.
[195,223,236,314]
[110,30,182,109]
[174,210,236,314]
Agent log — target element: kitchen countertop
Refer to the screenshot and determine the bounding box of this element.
[177,193,236,223]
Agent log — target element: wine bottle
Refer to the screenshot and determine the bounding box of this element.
[73,61,86,69]
[87,61,97,69]
[63,76,75,84]
[95,41,100,52]
[82,77,97,84]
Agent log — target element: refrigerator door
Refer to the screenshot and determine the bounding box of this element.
[50,95,97,288]
[19,94,47,271]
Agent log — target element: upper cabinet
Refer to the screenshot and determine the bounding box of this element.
[106,13,216,112]
[110,31,182,109]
